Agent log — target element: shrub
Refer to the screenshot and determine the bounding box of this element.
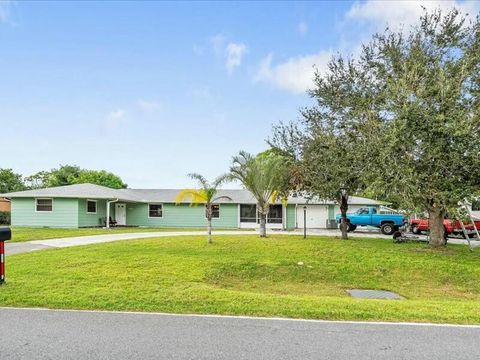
[0,211,10,225]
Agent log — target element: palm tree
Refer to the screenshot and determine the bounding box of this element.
[230,151,286,237]
[175,173,231,244]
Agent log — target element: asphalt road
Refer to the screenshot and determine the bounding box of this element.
[0,308,479,360]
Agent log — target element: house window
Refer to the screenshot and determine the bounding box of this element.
[206,204,220,218]
[267,205,283,224]
[36,198,53,212]
[240,204,256,223]
[472,200,480,211]
[86,200,97,214]
[149,204,162,218]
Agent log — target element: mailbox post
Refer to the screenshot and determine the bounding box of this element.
[0,227,12,285]
[303,206,307,239]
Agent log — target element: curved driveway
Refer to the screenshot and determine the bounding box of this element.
[6,228,473,255]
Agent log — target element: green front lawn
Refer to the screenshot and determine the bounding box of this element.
[1,235,480,324]
[4,226,242,243]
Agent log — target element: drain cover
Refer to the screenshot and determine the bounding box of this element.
[347,289,404,300]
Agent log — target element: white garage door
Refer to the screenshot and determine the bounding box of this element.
[296,205,329,228]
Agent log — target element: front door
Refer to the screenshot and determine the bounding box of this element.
[115,203,126,226]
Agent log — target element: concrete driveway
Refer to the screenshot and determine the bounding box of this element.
[6,231,255,255]
[1,308,479,360]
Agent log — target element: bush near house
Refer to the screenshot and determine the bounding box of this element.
[0,211,10,225]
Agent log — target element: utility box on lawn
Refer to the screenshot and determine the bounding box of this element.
[0,227,11,285]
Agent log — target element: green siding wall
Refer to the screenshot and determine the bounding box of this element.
[126,203,239,228]
[286,204,296,230]
[78,199,108,227]
[10,198,299,229]
[11,197,79,228]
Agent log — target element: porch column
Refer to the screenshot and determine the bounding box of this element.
[105,199,118,229]
[106,201,110,229]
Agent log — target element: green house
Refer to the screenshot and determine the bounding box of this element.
[0,183,383,229]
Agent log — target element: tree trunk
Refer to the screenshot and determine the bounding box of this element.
[428,206,446,247]
[207,218,212,244]
[339,194,349,240]
[259,213,267,237]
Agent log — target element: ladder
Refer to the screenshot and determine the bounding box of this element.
[457,203,480,251]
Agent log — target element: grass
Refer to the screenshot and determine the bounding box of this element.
[3,226,244,243]
[1,234,480,324]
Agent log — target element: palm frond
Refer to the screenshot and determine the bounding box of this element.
[270,191,278,203]
[212,173,230,188]
[212,195,233,203]
[188,173,209,189]
[230,150,289,213]
[175,189,208,205]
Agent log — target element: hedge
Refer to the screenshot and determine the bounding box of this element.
[0,211,10,225]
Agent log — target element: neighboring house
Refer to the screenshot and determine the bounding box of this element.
[0,183,383,229]
[468,199,480,219]
[0,198,11,212]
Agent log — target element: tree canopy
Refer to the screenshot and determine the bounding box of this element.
[271,8,480,246]
[5,165,128,190]
[270,44,379,239]
[74,170,127,189]
[0,169,26,194]
[362,9,480,245]
[230,150,288,237]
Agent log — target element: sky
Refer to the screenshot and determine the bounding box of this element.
[0,0,478,188]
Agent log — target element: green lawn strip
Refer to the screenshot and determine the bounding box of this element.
[5,226,246,243]
[1,235,479,324]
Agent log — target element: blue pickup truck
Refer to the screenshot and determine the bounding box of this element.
[335,207,406,235]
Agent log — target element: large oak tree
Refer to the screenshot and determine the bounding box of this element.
[272,9,480,246]
[363,9,480,246]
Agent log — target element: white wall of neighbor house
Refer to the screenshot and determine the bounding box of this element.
[469,200,480,219]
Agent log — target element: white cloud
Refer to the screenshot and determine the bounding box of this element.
[255,51,331,94]
[297,21,308,35]
[346,0,480,33]
[255,0,480,94]
[104,109,127,131]
[0,0,12,23]
[137,99,162,114]
[225,42,247,74]
[208,34,248,74]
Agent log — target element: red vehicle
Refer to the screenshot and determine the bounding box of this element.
[410,218,480,238]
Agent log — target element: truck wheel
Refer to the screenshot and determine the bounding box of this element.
[381,223,395,235]
[411,224,420,234]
